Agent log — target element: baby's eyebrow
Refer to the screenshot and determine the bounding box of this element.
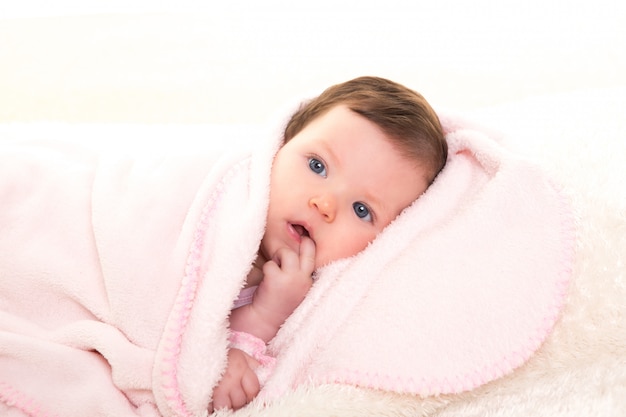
[320,141,339,169]
[363,190,387,221]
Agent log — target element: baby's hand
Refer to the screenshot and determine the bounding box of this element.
[255,237,315,325]
[210,348,260,412]
[229,237,315,343]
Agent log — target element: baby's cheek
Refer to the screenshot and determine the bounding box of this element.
[319,236,371,266]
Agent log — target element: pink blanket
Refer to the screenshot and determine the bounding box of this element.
[0,111,574,416]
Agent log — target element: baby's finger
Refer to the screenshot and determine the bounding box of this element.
[271,246,300,272]
[211,389,231,411]
[229,385,248,411]
[298,236,316,274]
[241,369,260,403]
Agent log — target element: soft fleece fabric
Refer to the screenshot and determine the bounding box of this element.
[0,106,574,416]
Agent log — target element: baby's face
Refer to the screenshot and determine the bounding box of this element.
[262,105,428,269]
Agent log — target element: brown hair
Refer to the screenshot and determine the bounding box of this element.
[283,76,447,185]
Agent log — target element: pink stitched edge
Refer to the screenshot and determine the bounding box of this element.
[321,179,577,396]
[0,381,57,417]
[158,160,249,417]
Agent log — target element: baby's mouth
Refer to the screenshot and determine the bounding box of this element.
[292,223,310,238]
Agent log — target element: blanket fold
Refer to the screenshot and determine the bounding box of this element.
[0,108,574,416]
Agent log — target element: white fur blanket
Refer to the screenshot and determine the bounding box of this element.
[1,88,618,417]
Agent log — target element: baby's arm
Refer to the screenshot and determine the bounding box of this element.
[230,236,316,342]
[211,237,315,411]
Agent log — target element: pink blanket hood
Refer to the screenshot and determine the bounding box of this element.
[0,106,574,416]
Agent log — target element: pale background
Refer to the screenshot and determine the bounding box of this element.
[1,0,625,124]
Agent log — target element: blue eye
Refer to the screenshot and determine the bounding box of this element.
[353,202,372,222]
[308,157,327,178]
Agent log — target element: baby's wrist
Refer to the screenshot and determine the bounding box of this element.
[254,286,305,322]
[250,301,292,332]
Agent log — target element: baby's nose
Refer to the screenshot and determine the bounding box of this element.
[309,194,336,222]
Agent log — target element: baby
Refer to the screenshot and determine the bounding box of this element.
[211,76,447,410]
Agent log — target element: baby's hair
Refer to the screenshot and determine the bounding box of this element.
[283,76,447,185]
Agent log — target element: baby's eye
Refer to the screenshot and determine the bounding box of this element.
[308,157,327,178]
[353,202,372,222]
